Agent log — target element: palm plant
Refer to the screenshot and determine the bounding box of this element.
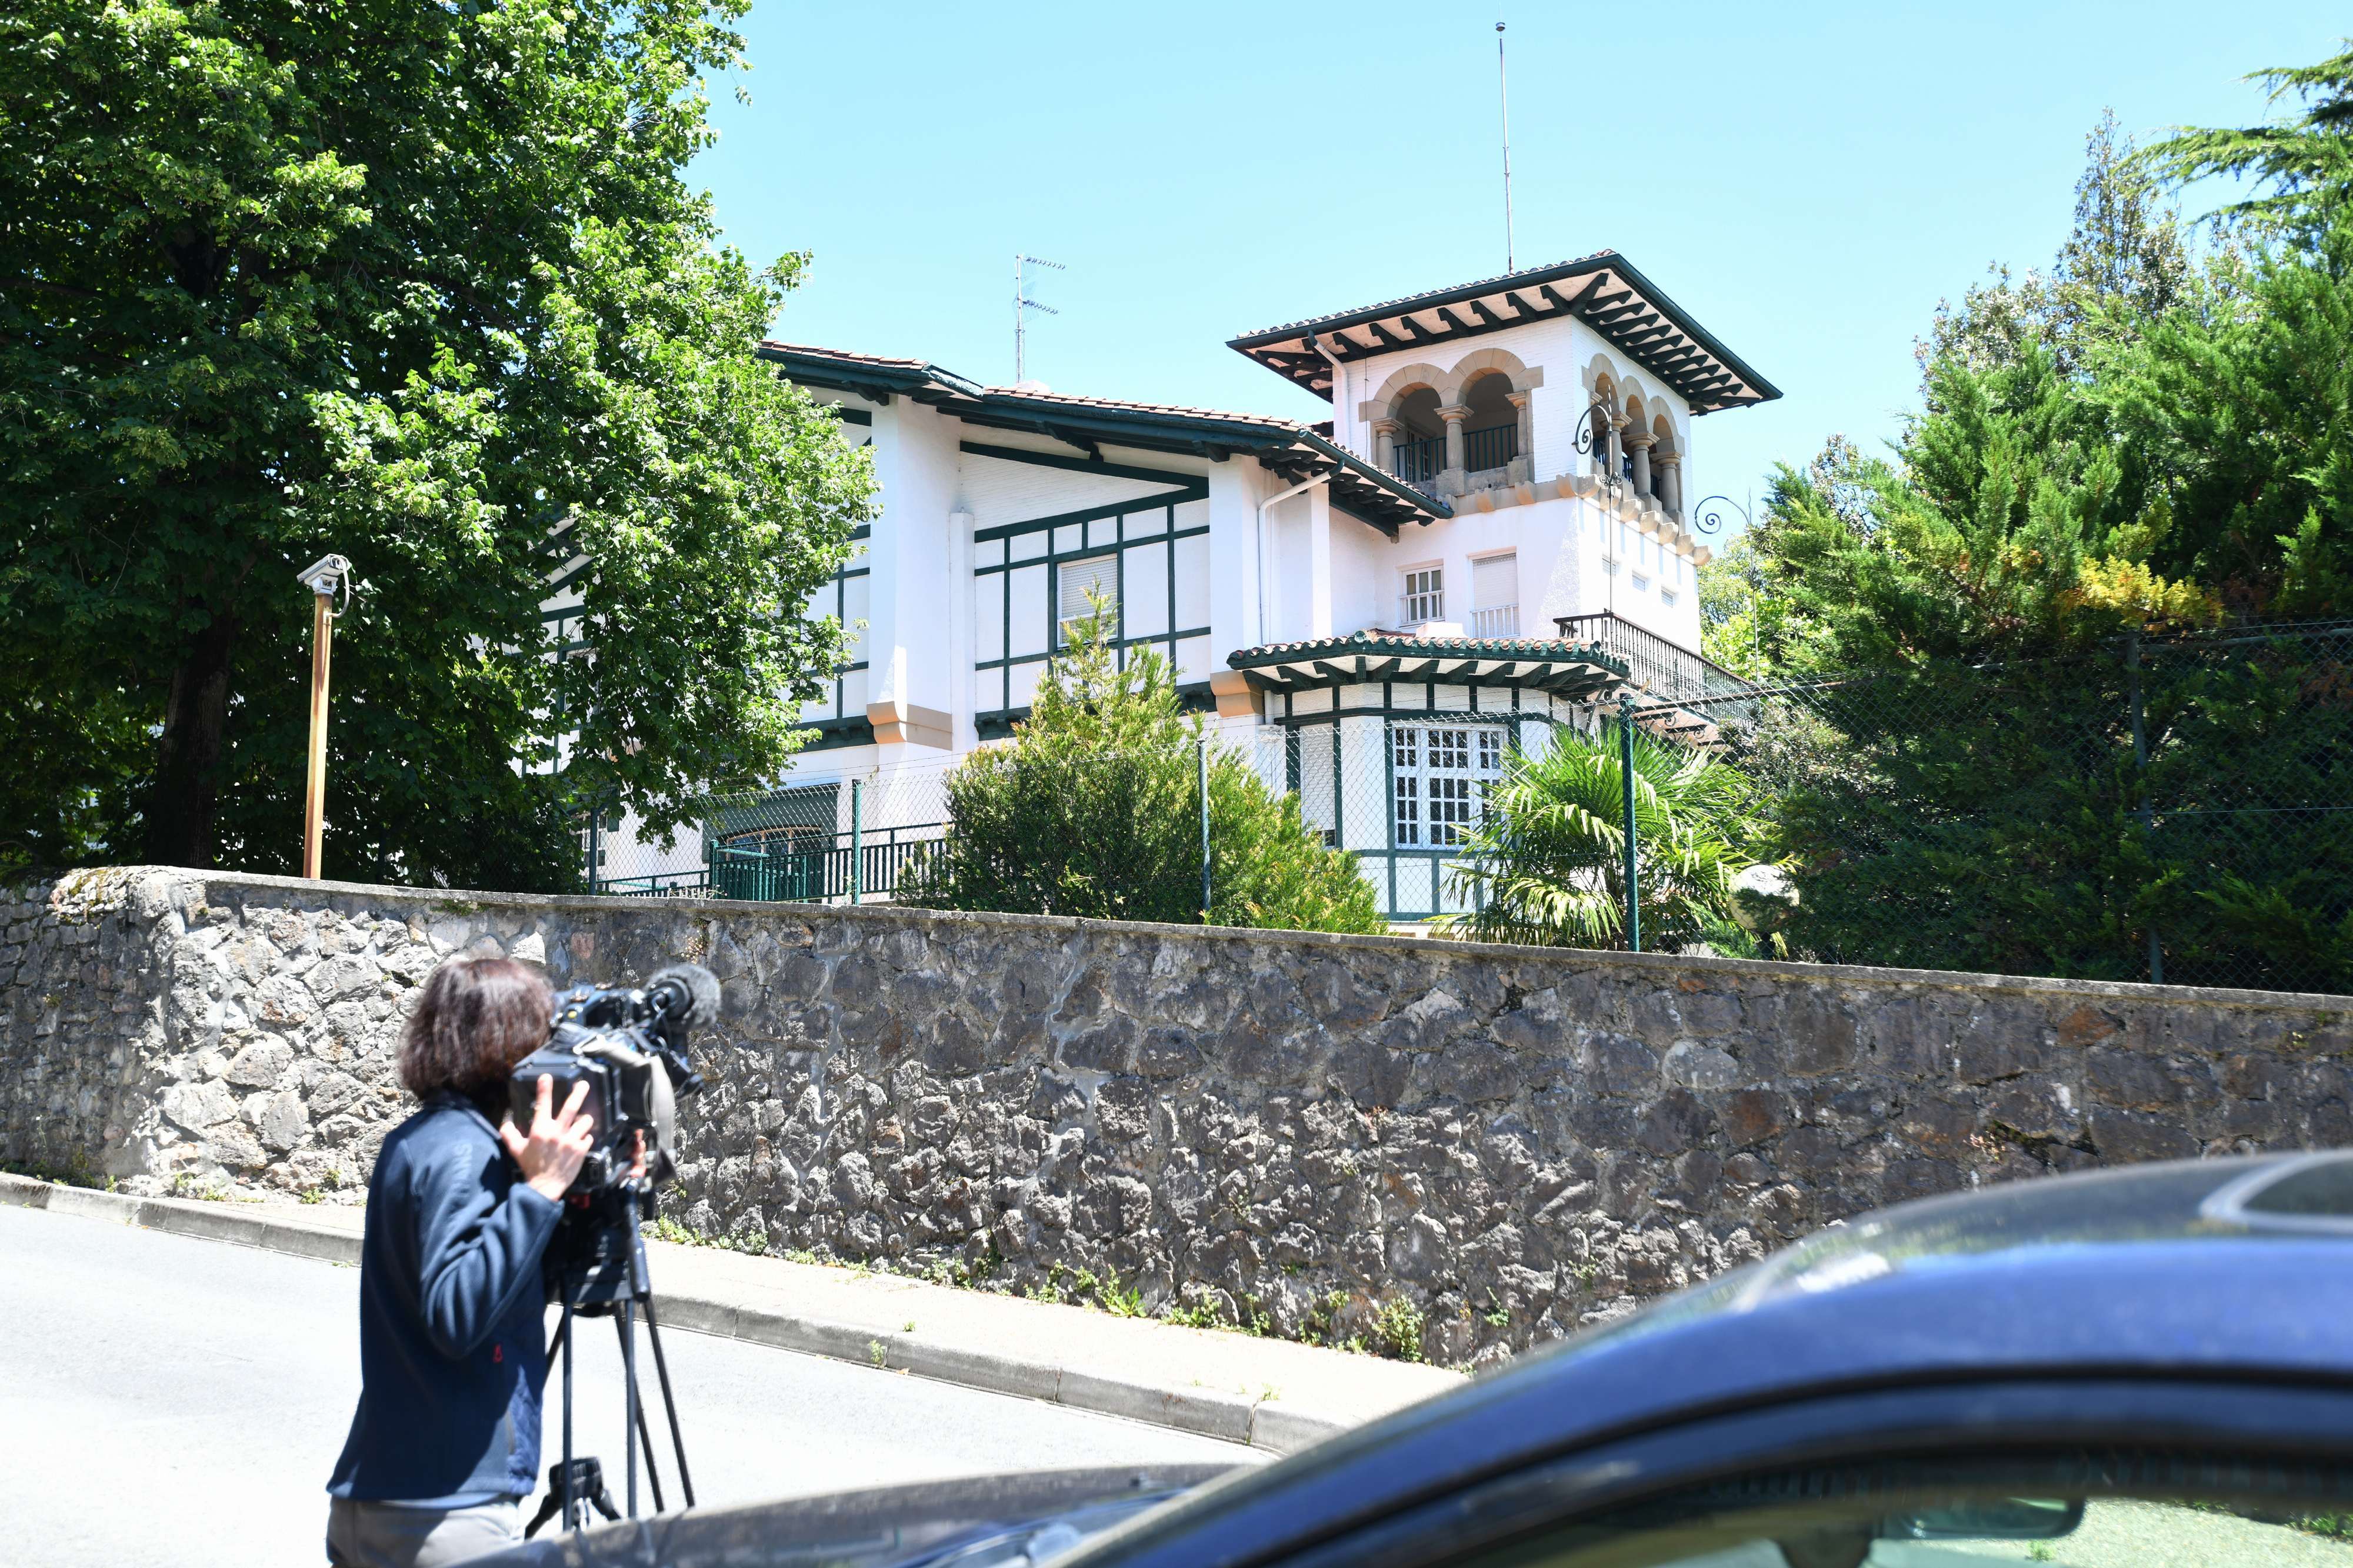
[1441,722,1755,951]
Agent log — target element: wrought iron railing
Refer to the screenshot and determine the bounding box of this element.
[1389,434,1444,485]
[1553,610,1752,703]
[1463,422,1518,473]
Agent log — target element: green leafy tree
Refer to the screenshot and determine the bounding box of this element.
[0,0,872,886]
[2142,44,2353,242]
[1442,722,1752,952]
[1720,61,2353,989]
[898,608,1384,933]
[1695,534,1773,681]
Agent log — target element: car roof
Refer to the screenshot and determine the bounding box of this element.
[1063,1153,2353,1568]
[1585,1148,2353,1353]
[1447,1152,2353,1441]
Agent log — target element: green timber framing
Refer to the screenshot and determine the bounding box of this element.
[1225,251,1782,416]
[968,441,1212,736]
[758,340,1458,741]
[799,404,876,750]
[1232,632,1628,919]
[801,520,874,750]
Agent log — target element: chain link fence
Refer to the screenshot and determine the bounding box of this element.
[578,620,2351,995]
[1641,620,2353,996]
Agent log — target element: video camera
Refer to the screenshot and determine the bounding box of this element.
[508,963,719,1195]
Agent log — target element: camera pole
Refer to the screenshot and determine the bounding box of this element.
[294,555,352,879]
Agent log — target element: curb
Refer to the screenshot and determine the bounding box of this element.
[0,1173,1341,1453]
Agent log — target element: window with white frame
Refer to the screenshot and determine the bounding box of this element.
[1391,722,1505,847]
[1469,552,1518,638]
[1056,555,1118,646]
[1632,572,1651,592]
[1400,565,1444,626]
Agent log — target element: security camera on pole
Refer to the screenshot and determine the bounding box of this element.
[295,555,354,879]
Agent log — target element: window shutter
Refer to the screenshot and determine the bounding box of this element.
[1058,556,1118,640]
[1471,552,1518,610]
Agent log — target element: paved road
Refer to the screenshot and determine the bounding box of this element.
[0,1203,1251,1568]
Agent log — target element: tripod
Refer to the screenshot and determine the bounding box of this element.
[525,1189,696,1537]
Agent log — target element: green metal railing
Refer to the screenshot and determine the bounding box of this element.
[711,823,946,904]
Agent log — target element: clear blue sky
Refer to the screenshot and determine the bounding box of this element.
[694,3,2347,525]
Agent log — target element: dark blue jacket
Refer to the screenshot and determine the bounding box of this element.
[327,1092,564,1504]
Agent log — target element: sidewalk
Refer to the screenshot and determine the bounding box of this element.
[0,1172,1459,1453]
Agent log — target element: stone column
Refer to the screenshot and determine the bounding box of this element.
[1371,417,1400,476]
[1438,404,1469,472]
[1607,413,1628,489]
[1587,403,1613,477]
[1437,403,1470,495]
[1506,390,1533,484]
[1654,452,1682,518]
[1625,429,1655,500]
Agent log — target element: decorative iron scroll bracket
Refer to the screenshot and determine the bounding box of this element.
[1572,405,1626,505]
[1689,494,1751,537]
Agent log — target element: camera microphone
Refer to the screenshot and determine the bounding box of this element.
[644,963,721,1029]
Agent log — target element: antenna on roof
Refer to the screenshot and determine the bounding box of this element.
[1014,253,1064,385]
[1497,22,1514,272]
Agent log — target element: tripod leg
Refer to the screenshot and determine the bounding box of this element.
[617,1302,640,1519]
[626,1317,668,1515]
[558,1296,577,1533]
[632,1381,668,1512]
[641,1297,696,1508]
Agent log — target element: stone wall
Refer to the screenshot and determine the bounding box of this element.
[6,867,2350,1366]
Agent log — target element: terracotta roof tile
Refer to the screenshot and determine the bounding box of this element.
[1233,630,1622,661]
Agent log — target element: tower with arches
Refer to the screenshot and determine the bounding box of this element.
[1227,250,1776,660]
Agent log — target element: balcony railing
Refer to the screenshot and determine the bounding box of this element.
[1469,605,1519,639]
[1391,433,1444,486]
[1462,422,1518,474]
[1554,610,1752,703]
[1382,425,1520,487]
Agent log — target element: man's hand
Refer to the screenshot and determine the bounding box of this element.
[500,1075,596,1203]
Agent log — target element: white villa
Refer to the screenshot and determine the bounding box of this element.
[594,252,1777,922]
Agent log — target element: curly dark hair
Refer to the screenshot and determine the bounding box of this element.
[398,957,552,1109]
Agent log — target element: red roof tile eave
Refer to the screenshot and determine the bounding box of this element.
[761,342,1454,523]
[1229,249,1619,342]
[764,340,1314,432]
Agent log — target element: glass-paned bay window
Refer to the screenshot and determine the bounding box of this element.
[1392,722,1505,846]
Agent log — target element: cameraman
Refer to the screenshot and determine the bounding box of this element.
[324,956,616,1567]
